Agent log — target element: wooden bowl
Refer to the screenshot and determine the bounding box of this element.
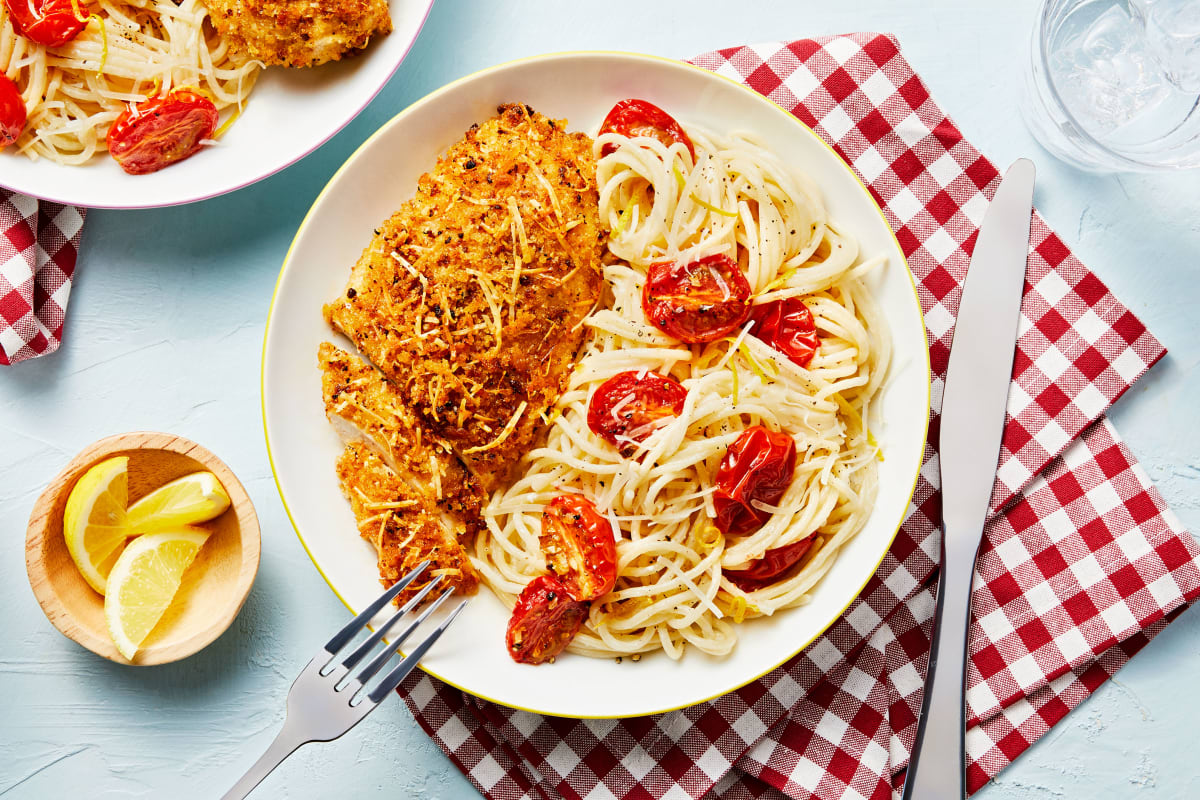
[25,432,261,665]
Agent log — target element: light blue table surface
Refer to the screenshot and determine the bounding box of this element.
[4,1,1199,797]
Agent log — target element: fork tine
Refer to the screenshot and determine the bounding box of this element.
[367,599,469,704]
[322,561,430,657]
[339,575,445,672]
[350,588,455,691]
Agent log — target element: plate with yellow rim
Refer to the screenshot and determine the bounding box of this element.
[262,51,930,719]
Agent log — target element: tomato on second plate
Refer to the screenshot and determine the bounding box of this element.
[598,98,696,161]
[749,297,820,368]
[712,425,797,536]
[588,370,688,456]
[540,494,617,601]
[505,574,590,665]
[642,253,753,344]
[0,74,25,148]
[3,0,89,47]
[724,538,814,592]
[106,89,219,175]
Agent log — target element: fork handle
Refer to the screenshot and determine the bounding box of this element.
[901,521,978,800]
[220,721,309,800]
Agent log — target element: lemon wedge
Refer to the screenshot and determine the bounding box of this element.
[104,527,210,660]
[127,471,230,534]
[63,456,130,595]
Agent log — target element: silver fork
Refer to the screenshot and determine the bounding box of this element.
[220,562,467,800]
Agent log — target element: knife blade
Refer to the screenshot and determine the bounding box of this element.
[901,158,1036,800]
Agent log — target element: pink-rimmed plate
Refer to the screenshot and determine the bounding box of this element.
[0,0,433,209]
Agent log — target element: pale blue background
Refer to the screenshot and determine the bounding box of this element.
[3,0,1199,797]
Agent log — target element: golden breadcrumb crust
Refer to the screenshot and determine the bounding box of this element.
[204,0,392,68]
[319,342,485,533]
[324,103,605,493]
[336,442,479,605]
[322,104,603,607]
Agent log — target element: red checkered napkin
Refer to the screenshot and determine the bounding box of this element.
[396,34,1200,800]
[0,190,85,366]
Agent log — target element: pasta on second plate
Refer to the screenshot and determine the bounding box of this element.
[0,0,258,165]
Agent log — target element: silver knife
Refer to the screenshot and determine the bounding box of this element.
[901,159,1036,800]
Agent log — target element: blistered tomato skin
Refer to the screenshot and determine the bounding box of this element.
[749,297,820,368]
[505,575,590,665]
[0,74,26,148]
[2,0,89,47]
[642,253,753,344]
[587,370,688,456]
[598,98,695,161]
[712,425,797,537]
[106,90,219,175]
[724,538,814,592]
[539,494,617,601]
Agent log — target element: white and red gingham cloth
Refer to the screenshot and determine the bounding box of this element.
[395,33,1200,800]
[0,190,84,365]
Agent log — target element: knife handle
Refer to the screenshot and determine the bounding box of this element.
[900,522,980,800]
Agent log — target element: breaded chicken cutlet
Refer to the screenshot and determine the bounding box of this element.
[320,342,485,535]
[336,443,479,606]
[325,103,605,491]
[322,103,605,604]
[204,0,391,68]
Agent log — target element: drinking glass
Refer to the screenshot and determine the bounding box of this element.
[1022,0,1200,170]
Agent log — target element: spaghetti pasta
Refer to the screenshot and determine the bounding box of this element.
[473,121,892,660]
[0,0,259,165]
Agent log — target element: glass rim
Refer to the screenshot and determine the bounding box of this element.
[1033,0,1191,171]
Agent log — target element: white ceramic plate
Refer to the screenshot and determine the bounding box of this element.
[0,0,433,209]
[263,51,930,719]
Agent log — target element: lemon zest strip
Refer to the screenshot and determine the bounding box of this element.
[690,193,738,218]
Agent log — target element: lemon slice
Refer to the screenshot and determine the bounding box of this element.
[127,471,230,534]
[63,456,130,595]
[104,527,210,660]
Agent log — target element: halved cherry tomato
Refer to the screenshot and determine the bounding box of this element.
[3,0,88,47]
[749,297,820,368]
[724,538,814,592]
[588,370,688,456]
[598,98,696,161]
[0,74,25,148]
[642,253,753,344]
[106,90,218,175]
[505,575,590,665]
[712,426,797,536]
[540,494,617,601]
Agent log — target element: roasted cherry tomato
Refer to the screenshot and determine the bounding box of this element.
[505,574,590,665]
[0,74,25,148]
[588,370,688,456]
[3,0,89,47]
[724,538,814,592]
[712,425,797,536]
[749,297,820,368]
[642,253,753,344]
[106,89,219,175]
[598,98,696,161]
[540,494,618,601]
